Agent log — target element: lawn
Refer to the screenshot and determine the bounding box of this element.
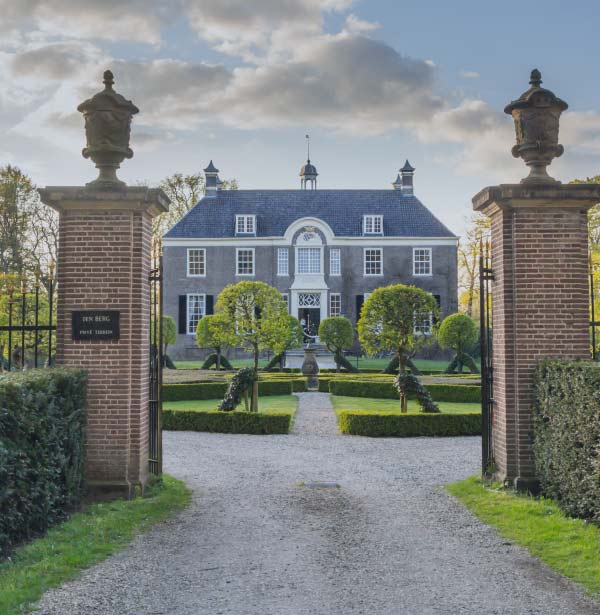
[164,394,298,415]
[0,475,190,615]
[331,395,480,414]
[448,476,600,600]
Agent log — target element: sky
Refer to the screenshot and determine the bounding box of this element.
[2,0,600,236]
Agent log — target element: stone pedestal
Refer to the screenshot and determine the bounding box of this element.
[473,183,600,486]
[39,186,169,497]
[301,345,320,390]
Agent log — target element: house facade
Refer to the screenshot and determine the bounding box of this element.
[162,159,458,360]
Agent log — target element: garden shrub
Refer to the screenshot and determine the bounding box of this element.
[201,353,234,370]
[394,372,440,413]
[338,411,481,437]
[163,409,291,434]
[533,360,600,521]
[328,379,480,402]
[219,367,256,411]
[0,368,87,555]
[163,379,294,402]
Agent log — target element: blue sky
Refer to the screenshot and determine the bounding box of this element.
[1,0,599,236]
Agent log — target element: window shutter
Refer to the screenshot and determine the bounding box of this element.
[206,295,214,315]
[178,295,187,334]
[433,294,441,324]
[254,306,262,321]
[355,295,364,323]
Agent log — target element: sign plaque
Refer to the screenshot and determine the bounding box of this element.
[72,310,120,341]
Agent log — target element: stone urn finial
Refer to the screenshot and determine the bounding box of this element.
[77,70,139,189]
[504,69,568,184]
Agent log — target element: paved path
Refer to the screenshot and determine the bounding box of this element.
[35,394,599,615]
[291,392,338,436]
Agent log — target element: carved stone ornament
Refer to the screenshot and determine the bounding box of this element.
[77,70,139,189]
[301,345,320,390]
[504,69,568,184]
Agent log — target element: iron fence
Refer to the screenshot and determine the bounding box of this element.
[0,263,56,371]
[149,240,163,476]
[590,253,599,361]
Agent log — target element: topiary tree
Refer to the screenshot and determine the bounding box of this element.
[358,284,439,413]
[162,315,177,369]
[318,316,357,373]
[196,313,230,370]
[264,315,303,371]
[216,281,290,411]
[437,313,479,374]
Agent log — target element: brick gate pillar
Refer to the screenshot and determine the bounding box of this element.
[473,184,600,488]
[39,187,169,497]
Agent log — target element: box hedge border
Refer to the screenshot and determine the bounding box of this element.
[328,380,481,403]
[163,379,296,401]
[338,411,481,437]
[163,410,292,434]
[0,368,88,556]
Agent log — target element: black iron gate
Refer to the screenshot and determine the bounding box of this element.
[479,241,494,475]
[591,253,599,361]
[149,241,163,476]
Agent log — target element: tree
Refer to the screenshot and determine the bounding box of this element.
[358,285,439,413]
[153,172,238,241]
[263,315,303,371]
[437,313,479,374]
[318,317,355,373]
[216,281,289,411]
[458,214,490,319]
[196,313,230,370]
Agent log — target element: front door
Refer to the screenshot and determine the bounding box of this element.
[299,307,320,342]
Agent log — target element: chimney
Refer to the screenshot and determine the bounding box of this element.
[392,173,402,190]
[400,159,415,195]
[204,160,220,196]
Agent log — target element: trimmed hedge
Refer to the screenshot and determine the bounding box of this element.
[338,411,481,437]
[328,379,481,403]
[163,379,294,401]
[534,360,600,521]
[163,410,291,434]
[0,368,87,555]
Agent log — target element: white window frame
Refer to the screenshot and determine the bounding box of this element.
[187,293,206,335]
[186,248,206,277]
[281,293,289,312]
[329,293,341,317]
[363,215,383,235]
[236,248,255,276]
[414,311,433,336]
[235,215,256,235]
[364,248,383,276]
[277,248,289,276]
[413,247,432,276]
[296,246,322,275]
[329,248,341,276]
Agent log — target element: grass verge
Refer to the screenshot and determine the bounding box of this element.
[164,394,297,414]
[0,475,190,615]
[447,476,600,599]
[331,396,480,415]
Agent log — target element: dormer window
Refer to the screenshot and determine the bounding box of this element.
[236,215,256,235]
[363,215,383,235]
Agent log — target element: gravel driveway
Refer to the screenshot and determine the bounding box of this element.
[35,393,599,614]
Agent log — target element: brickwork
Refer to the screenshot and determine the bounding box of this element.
[473,184,600,485]
[40,187,169,496]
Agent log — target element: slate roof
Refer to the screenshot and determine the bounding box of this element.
[163,190,457,239]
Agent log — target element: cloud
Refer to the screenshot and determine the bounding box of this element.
[0,0,172,44]
[342,14,380,34]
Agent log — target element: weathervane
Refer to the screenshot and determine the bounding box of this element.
[306,134,310,162]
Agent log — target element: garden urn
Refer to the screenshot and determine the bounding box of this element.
[301,344,320,390]
[77,70,139,189]
[504,69,568,184]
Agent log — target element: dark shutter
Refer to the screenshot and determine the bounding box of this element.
[254,306,262,320]
[206,295,214,315]
[433,294,441,324]
[178,295,187,334]
[356,295,364,323]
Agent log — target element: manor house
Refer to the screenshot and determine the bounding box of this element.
[162,158,458,359]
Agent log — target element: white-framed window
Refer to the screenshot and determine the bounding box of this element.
[236,248,255,276]
[363,215,383,235]
[413,248,432,276]
[330,248,341,276]
[281,293,289,312]
[187,294,206,335]
[235,215,256,235]
[277,248,289,276]
[414,311,433,335]
[187,248,206,277]
[297,247,321,274]
[364,248,383,276]
[330,293,341,317]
